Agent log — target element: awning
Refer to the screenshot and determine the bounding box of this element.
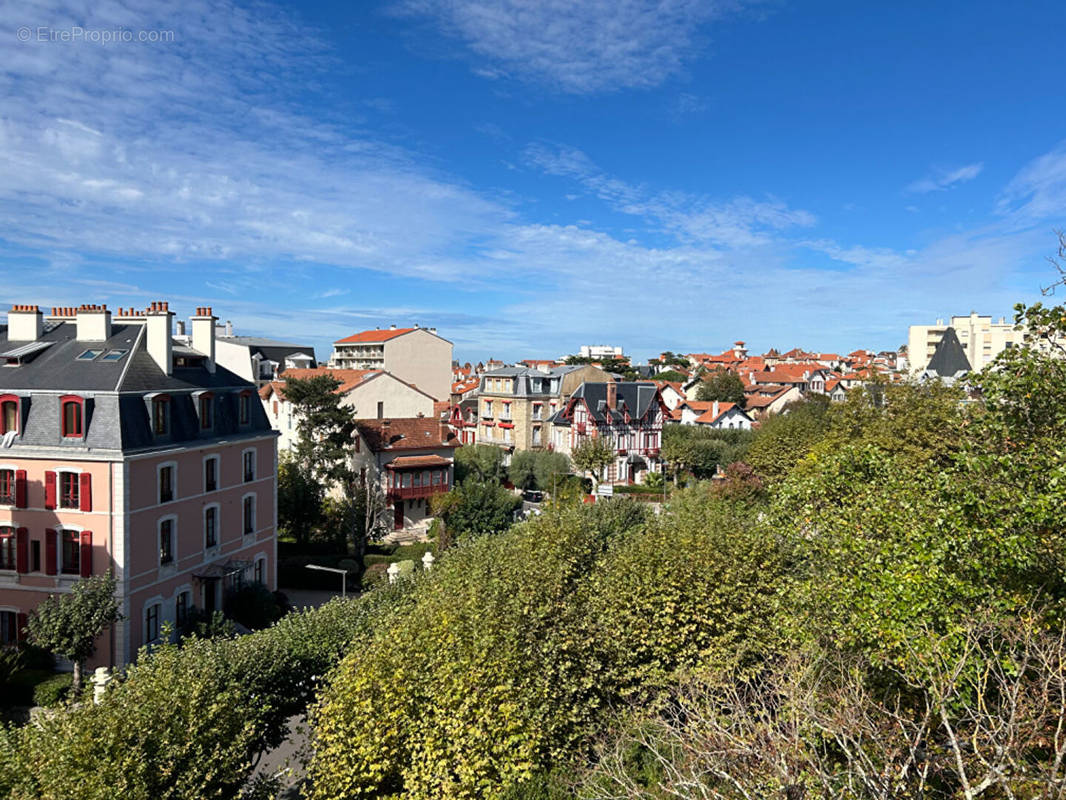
[386,455,451,469]
[192,559,252,579]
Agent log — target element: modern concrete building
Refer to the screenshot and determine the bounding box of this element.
[329,326,452,400]
[578,344,624,360]
[908,313,1018,375]
[0,302,277,666]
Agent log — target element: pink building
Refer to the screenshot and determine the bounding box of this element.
[0,302,277,667]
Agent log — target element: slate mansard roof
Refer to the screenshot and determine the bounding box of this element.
[0,320,273,453]
[925,327,972,378]
[549,381,663,427]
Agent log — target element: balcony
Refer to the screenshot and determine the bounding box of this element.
[388,483,448,500]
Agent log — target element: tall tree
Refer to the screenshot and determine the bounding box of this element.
[454,444,506,484]
[281,374,355,487]
[277,452,324,545]
[571,436,614,490]
[696,369,746,406]
[27,572,122,693]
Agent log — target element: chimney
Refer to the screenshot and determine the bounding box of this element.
[7,304,43,341]
[390,324,397,330]
[606,381,617,410]
[226,320,233,337]
[145,301,174,376]
[713,400,719,419]
[76,304,111,342]
[175,320,186,337]
[429,327,437,335]
[191,306,216,373]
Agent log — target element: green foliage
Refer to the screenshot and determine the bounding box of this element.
[281,374,355,486]
[651,370,687,382]
[695,369,746,406]
[431,479,521,538]
[454,443,507,484]
[743,395,831,483]
[26,572,122,691]
[661,425,753,480]
[0,591,411,800]
[0,648,22,688]
[32,673,73,708]
[223,583,284,630]
[307,496,783,800]
[571,437,614,484]
[277,452,323,546]
[509,450,571,491]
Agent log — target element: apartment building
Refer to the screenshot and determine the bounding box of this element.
[0,302,276,667]
[578,344,624,360]
[329,325,452,400]
[213,332,316,386]
[908,312,1018,375]
[477,364,610,453]
[548,382,666,485]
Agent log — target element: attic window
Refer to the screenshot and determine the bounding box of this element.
[99,350,127,362]
[77,349,104,361]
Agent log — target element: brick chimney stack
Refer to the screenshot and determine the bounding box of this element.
[145,301,173,376]
[8,305,43,342]
[606,380,617,410]
[191,306,216,374]
[76,304,112,342]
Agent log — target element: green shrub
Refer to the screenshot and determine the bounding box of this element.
[223,583,284,630]
[32,673,73,708]
[0,589,411,800]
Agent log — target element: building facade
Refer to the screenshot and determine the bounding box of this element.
[0,302,277,666]
[477,364,610,453]
[352,419,458,531]
[549,382,666,485]
[329,326,453,400]
[908,313,1018,375]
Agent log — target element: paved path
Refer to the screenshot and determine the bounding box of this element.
[252,714,309,799]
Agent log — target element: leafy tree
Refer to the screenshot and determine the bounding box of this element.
[430,479,521,538]
[744,395,830,483]
[277,451,323,545]
[533,451,571,494]
[27,572,122,693]
[281,374,355,487]
[661,425,753,482]
[571,436,614,488]
[454,443,506,484]
[695,368,746,406]
[507,450,539,490]
[653,370,688,383]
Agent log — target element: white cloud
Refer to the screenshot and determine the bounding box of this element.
[998,144,1066,222]
[524,142,816,247]
[394,0,746,94]
[906,162,984,193]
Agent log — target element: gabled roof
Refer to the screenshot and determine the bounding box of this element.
[563,381,663,425]
[693,402,750,425]
[355,418,459,452]
[925,327,972,377]
[281,367,378,394]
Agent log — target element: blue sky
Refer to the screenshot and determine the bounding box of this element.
[2,0,1064,363]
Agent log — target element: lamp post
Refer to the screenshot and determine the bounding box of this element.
[305,564,349,597]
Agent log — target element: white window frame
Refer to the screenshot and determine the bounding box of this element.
[55,524,85,577]
[156,461,178,505]
[241,448,256,483]
[241,492,256,536]
[203,503,221,552]
[202,454,220,493]
[143,598,163,645]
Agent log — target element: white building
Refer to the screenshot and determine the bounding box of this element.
[330,326,452,400]
[908,313,1018,375]
[578,344,624,360]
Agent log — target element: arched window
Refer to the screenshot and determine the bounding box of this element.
[0,396,19,435]
[61,396,84,438]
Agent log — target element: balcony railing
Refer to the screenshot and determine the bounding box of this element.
[388,483,449,500]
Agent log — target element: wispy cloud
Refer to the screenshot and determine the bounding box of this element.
[997,144,1066,222]
[524,142,816,247]
[393,0,748,94]
[906,162,984,193]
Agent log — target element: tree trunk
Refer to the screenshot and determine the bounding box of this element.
[72,660,82,695]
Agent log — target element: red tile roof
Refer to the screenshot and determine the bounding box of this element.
[355,418,459,451]
[335,327,416,344]
[694,402,739,424]
[385,454,452,468]
[282,367,378,394]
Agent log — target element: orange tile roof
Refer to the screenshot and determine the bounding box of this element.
[694,402,738,424]
[282,367,377,394]
[355,418,459,451]
[335,327,416,344]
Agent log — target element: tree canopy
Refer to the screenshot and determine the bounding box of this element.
[281,374,355,487]
[695,368,746,405]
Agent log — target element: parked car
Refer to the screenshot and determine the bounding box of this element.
[522,489,544,503]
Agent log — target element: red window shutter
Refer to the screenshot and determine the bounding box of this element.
[80,531,92,577]
[44,471,57,510]
[45,529,57,575]
[16,613,28,643]
[14,469,27,508]
[15,527,28,574]
[79,473,92,512]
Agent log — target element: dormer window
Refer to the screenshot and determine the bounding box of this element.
[61,396,84,438]
[198,393,214,430]
[152,396,170,436]
[0,395,19,435]
[238,392,251,425]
